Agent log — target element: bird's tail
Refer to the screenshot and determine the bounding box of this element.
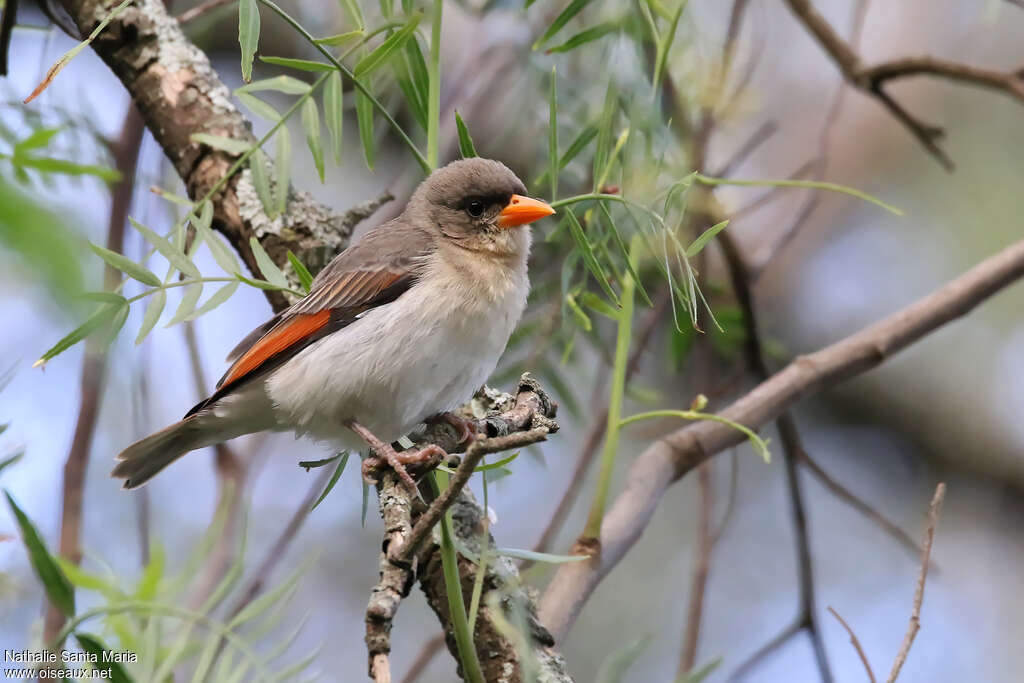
[112,414,236,489]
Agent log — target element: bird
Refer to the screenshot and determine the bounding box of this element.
[112,158,555,490]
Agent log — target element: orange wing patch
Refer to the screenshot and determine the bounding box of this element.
[219,309,332,387]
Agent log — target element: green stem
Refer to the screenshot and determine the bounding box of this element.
[426,0,443,170]
[550,193,666,226]
[430,471,485,683]
[691,173,902,215]
[582,238,637,539]
[619,409,771,462]
[257,0,431,173]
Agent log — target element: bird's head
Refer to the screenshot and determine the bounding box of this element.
[408,158,555,256]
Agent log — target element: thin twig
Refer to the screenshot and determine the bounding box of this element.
[176,0,235,23]
[827,606,877,683]
[43,106,145,644]
[887,482,945,683]
[399,634,446,683]
[678,461,713,676]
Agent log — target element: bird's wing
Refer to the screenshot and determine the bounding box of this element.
[185,223,434,416]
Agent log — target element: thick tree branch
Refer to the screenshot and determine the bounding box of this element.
[539,235,1024,640]
[55,0,391,310]
[782,0,1024,170]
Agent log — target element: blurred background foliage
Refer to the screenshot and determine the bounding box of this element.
[1,0,1024,681]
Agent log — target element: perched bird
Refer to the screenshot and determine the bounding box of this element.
[113,158,554,489]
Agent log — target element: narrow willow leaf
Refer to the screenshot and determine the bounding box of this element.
[238,0,260,82]
[598,203,651,306]
[545,21,619,53]
[532,0,593,50]
[686,219,729,257]
[565,292,592,331]
[579,290,620,319]
[495,547,587,563]
[235,273,294,292]
[404,38,430,123]
[342,0,364,28]
[652,0,687,93]
[165,283,203,327]
[454,110,477,158]
[12,156,121,182]
[354,15,421,77]
[235,75,310,95]
[248,149,274,216]
[135,546,165,601]
[324,71,344,164]
[548,66,558,201]
[236,92,281,121]
[593,84,617,190]
[4,491,75,617]
[259,56,334,72]
[133,286,164,344]
[193,208,241,274]
[0,453,23,477]
[287,251,314,292]
[315,29,364,46]
[80,291,128,305]
[312,452,349,510]
[534,123,598,188]
[274,125,292,213]
[228,562,306,629]
[130,218,201,279]
[101,303,129,346]
[301,98,325,182]
[88,244,160,287]
[74,633,132,683]
[475,452,519,471]
[35,304,118,366]
[23,0,131,103]
[149,186,196,208]
[678,657,723,683]
[299,454,341,470]
[249,237,288,288]
[356,89,375,170]
[190,133,251,156]
[393,54,427,132]
[565,209,619,305]
[187,281,240,321]
[14,127,60,153]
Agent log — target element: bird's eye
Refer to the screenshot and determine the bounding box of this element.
[466,199,485,218]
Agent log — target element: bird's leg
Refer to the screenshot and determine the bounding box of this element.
[425,411,479,450]
[346,419,446,492]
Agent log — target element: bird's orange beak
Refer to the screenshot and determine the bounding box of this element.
[497,194,556,228]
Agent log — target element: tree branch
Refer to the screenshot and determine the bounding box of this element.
[539,235,1024,640]
[782,0,1024,170]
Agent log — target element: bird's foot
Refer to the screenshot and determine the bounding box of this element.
[425,411,479,451]
[347,419,446,492]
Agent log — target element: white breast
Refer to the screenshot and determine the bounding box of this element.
[264,236,530,451]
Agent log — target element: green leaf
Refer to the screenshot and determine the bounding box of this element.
[534,123,598,188]
[565,209,619,305]
[4,491,75,617]
[677,657,722,683]
[355,89,375,170]
[236,92,281,121]
[259,56,335,72]
[14,127,61,154]
[166,283,204,327]
[236,273,294,292]
[393,52,427,131]
[134,546,165,601]
[287,251,314,292]
[0,453,23,477]
[354,15,421,77]
[301,98,325,182]
[12,156,121,182]
[495,547,587,563]
[274,125,292,213]
[548,66,558,201]
[545,21,620,53]
[135,289,166,345]
[74,633,133,683]
[579,290,620,319]
[598,202,651,306]
[299,454,342,470]
[190,133,251,156]
[652,0,687,94]
[324,72,344,164]
[311,452,349,510]
[454,110,477,158]
[249,237,288,288]
[80,291,128,305]
[238,0,260,82]
[593,84,617,190]
[315,29,365,46]
[404,38,430,123]
[532,0,593,50]
[565,292,592,331]
[235,75,311,95]
[192,203,241,274]
[35,303,119,366]
[248,150,275,216]
[187,281,239,320]
[686,219,729,257]
[475,452,519,471]
[130,218,201,279]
